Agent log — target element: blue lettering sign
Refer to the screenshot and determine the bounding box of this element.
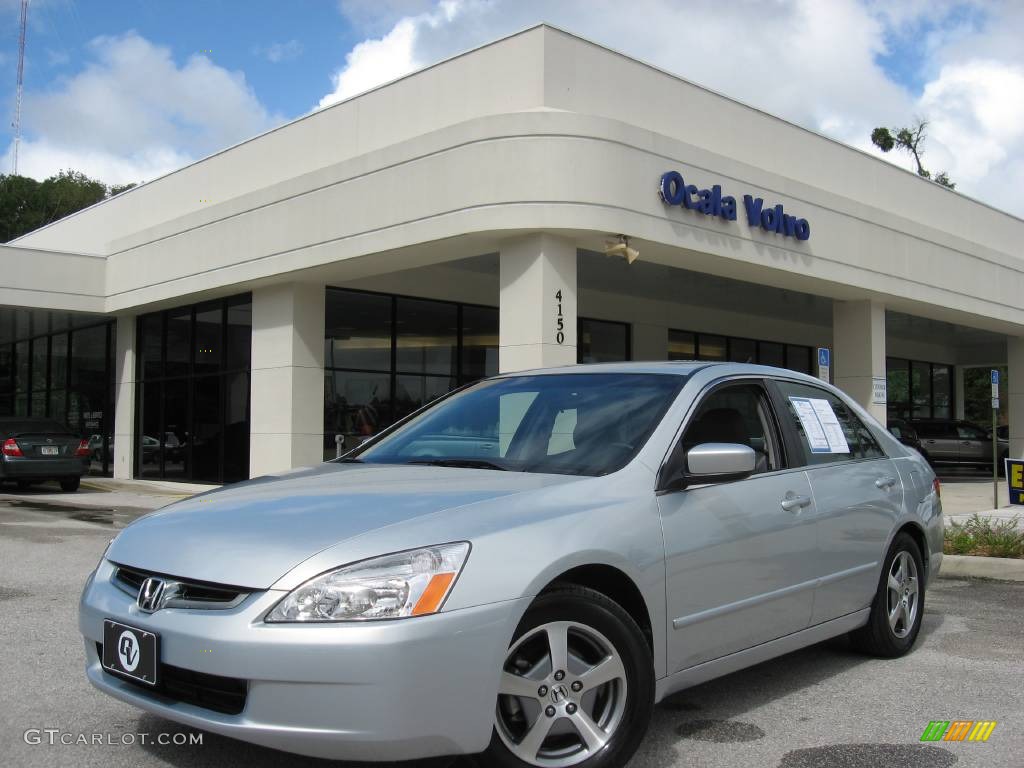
[660,170,809,241]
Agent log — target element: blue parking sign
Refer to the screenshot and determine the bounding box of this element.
[818,348,830,368]
[992,369,1000,385]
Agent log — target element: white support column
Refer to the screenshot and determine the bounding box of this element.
[112,314,136,479]
[499,234,577,373]
[633,323,668,361]
[833,300,887,423]
[1008,338,1024,459]
[250,283,325,476]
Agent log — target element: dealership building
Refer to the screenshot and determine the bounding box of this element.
[3,25,1024,485]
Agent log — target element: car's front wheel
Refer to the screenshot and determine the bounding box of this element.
[849,532,924,657]
[479,584,653,768]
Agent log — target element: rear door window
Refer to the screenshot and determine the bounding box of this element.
[774,381,885,466]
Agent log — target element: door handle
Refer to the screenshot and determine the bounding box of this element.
[875,476,898,490]
[780,494,812,512]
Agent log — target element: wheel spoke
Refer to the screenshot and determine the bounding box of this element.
[888,601,901,631]
[500,671,541,700]
[900,600,911,630]
[887,573,901,593]
[577,653,625,693]
[570,708,610,753]
[546,623,571,675]
[895,553,906,584]
[517,713,555,759]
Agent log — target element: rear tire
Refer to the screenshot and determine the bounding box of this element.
[478,584,654,768]
[59,477,81,492]
[849,532,924,657]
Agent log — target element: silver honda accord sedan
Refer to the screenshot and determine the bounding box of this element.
[79,362,942,767]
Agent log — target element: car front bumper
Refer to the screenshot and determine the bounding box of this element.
[79,560,527,761]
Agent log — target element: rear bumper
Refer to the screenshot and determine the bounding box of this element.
[79,560,526,761]
[0,456,88,478]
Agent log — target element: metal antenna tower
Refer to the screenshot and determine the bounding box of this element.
[13,0,29,175]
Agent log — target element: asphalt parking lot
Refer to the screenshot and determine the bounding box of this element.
[1,489,1022,768]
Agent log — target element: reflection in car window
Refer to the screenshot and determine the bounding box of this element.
[956,424,987,441]
[353,373,685,476]
[776,381,885,465]
[680,384,779,473]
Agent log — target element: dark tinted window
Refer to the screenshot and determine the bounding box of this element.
[356,373,683,477]
[0,418,73,435]
[913,421,955,439]
[776,380,885,465]
[957,423,987,441]
[578,319,630,363]
[396,298,457,375]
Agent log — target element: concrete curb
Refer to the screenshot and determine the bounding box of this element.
[939,554,1024,582]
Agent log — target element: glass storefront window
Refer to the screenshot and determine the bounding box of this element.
[729,338,757,364]
[325,290,392,371]
[31,337,48,391]
[194,303,223,377]
[911,361,931,418]
[697,334,727,361]
[166,307,191,379]
[396,297,458,376]
[325,370,392,451]
[324,289,501,458]
[0,343,12,416]
[668,330,695,360]
[578,318,630,363]
[758,341,785,368]
[461,305,498,380]
[785,344,812,374]
[136,295,251,483]
[932,365,951,419]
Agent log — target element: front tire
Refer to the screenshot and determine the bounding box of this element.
[849,532,924,657]
[479,584,654,768]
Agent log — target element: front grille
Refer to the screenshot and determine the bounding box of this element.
[112,565,250,609]
[97,642,248,715]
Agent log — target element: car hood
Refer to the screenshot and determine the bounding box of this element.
[106,462,577,589]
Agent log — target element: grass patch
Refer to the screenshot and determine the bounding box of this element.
[944,514,1024,559]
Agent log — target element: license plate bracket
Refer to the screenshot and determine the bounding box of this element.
[101,619,159,686]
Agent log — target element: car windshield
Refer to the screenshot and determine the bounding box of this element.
[351,373,685,476]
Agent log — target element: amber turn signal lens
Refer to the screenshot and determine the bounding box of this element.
[412,572,456,616]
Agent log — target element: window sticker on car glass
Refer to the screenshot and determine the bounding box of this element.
[789,396,831,453]
[809,398,850,453]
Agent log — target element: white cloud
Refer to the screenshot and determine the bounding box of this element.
[6,32,283,185]
[255,39,304,63]
[317,0,1024,217]
[317,0,465,108]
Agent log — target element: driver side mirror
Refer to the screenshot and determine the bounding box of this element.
[660,442,756,492]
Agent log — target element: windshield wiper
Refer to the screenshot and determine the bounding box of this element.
[406,458,508,471]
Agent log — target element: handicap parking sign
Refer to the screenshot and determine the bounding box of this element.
[818,348,830,367]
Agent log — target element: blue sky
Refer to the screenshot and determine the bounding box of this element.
[2,1,1023,216]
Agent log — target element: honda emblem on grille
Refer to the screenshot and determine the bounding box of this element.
[138,577,165,612]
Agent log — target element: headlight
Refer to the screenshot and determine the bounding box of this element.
[265,542,470,622]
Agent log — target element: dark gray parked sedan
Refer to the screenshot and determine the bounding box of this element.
[0,417,90,492]
[80,363,941,767]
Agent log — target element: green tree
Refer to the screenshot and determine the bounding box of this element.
[0,170,137,243]
[871,119,955,189]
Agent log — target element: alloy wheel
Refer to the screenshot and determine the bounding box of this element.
[495,620,628,767]
[886,550,919,639]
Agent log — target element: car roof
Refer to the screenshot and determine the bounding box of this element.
[493,360,826,385]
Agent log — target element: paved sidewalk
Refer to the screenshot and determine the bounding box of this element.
[0,476,216,519]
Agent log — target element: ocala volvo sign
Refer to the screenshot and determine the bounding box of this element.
[659,170,811,241]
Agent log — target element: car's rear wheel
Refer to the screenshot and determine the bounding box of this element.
[59,477,80,492]
[478,584,653,768]
[849,532,924,657]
